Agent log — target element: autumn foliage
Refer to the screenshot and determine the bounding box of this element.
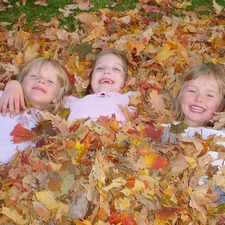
[1,0,225,224]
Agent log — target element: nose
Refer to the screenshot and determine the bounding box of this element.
[195,94,203,103]
[103,67,111,75]
[38,79,45,84]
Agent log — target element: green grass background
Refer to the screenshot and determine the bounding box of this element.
[0,0,224,31]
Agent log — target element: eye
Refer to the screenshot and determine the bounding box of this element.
[95,67,103,71]
[187,89,196,93]
[30,74,38,78]
[47,79,54,84]
[206,94,214,98]
[113,67,121,72]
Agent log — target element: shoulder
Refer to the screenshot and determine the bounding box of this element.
[184,126,225,139]
[64,95,79,107]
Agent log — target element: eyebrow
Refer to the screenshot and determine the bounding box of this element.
[186,84,219,93]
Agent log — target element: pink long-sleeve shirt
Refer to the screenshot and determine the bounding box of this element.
[66,91,136,123]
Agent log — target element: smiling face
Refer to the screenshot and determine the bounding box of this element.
[90,53,126,94]
[181,74,223,127]
[21,61,60,108]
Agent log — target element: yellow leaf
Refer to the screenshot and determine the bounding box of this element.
[24,43,39,63]
[35,190,58,209]
[131,139,142,146]
[75,140,84,154]
[184,156,198,168]
[74,220,92,225]
[119,197,131,210]
[1,207,29,224]
[154,44,176,61]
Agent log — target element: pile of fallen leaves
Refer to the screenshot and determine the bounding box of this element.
[1,0,225,224]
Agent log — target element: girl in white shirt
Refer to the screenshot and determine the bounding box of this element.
[0,57,71,164]
[173,62,225,205]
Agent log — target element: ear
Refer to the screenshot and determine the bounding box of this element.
[52,97,57,103]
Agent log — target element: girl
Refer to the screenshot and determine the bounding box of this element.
[174,62,225,127]
[66,48,135,122]
[174,62,225,206]
[0,57,71,164]
[0,49,136,123]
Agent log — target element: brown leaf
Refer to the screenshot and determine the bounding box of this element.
[34,0,48,6]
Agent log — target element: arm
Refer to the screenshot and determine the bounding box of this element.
[0,80,26,117]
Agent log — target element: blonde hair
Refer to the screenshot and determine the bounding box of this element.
[86,48,128,94]
[17,57,71,114]
[174,62,225,121]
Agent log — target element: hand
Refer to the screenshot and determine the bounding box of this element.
[0,80,26,117]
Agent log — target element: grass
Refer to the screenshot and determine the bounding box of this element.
[0,0,224,31]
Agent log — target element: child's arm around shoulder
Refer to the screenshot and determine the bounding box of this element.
[0,80,26,117]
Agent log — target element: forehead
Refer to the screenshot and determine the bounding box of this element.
[187,74,219,88]
[96,53,123,64]
[28,61,58,76]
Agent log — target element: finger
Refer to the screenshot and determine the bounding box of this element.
[0,99,8,116]
[14,95,21,113]
[20,95,26,110]
[8,97,15,118]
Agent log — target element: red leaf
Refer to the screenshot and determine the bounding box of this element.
[21,152,30,165]
[10,123,37,143]
[108,211,137,225]
[127,129,141,136]
[144,125,163,139]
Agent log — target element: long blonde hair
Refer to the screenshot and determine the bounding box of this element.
[17,57,71,114]
[174,62,225,121]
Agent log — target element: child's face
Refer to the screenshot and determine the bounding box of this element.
[21,61,60,108]
[91,53,125,94]
[181,74,223,127]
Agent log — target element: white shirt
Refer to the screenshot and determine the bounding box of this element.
[0,91,38,164]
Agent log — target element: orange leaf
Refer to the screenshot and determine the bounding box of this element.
[96,208,108,221]
[145,152,168,169]
[127,40,145,54]
[10,123,37,143]
[155,208,187,219]
[66,140,75,149]
[125,175,136,188]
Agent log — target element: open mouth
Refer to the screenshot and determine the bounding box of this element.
[190,105,205,113]
[100,78,114,84]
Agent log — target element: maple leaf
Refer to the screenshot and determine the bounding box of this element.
[145,152,168,169]
[10,123,37,143]
[170,122,188,133]
[108,211,137,225]
[71,43,92,60]
[150,89,166,112]
[75,0,93,11]
[144,125,163,139]
[32,120,57,136]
